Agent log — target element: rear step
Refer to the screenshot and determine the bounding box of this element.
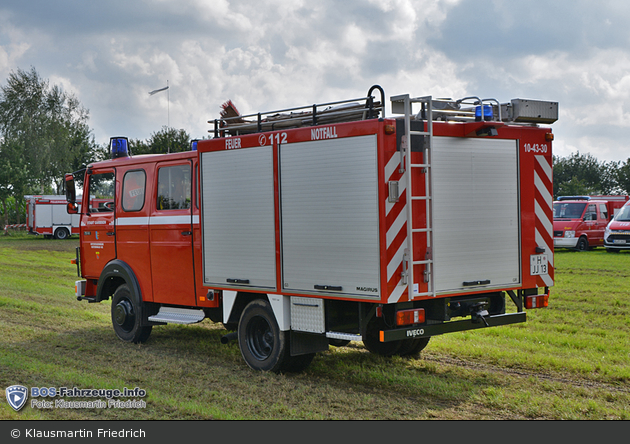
[148,307,205,324]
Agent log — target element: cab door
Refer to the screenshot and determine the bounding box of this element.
[81,169,116,278]
[150,161,196,306]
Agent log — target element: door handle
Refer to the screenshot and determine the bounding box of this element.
[181,231,192,236]
[107,232,115,236]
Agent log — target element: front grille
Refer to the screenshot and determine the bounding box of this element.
[553,230,563,238]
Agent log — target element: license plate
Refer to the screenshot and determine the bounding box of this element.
[530,254,548,276]
[613,239,626,244]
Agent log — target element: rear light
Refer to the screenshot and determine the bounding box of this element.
[525,293,549,309]
[396,308,425,326]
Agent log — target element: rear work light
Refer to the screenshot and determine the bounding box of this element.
[396,308,425,326]
[525,293,549,309]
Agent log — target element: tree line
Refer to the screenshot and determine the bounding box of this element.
[553,152,630,199]
[0,67,194,228]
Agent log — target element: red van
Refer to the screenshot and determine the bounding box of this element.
[553,196,628,251]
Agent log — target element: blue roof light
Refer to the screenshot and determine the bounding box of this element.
[475,105,493,121]
[110,137,129,159]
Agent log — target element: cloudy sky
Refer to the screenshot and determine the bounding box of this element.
[1,0,629,162]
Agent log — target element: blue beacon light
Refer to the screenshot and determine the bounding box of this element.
[110,137,130,159]
[475,105,493,121]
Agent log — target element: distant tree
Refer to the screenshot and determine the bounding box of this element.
[552,152,621,198]
[131,126,191,155]
[0,67,102,197]
[616,158,630,195]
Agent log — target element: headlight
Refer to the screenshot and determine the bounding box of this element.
[604,226,611,239]
[564,231,575,238]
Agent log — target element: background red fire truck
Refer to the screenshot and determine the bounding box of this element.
[65,86,558,372]
[25,195,80,239]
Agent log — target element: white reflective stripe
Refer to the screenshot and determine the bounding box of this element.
[386,206,407,248]
[539,273,553,287]
[150,215,192,225]
[534,171,553,211]
[535,228,554,267]
[387,278,407,303]
[387,241,406,281]
[116,217,149,226]
[116,215,200,227]
[534,200,553,238]
[535,155,552,182]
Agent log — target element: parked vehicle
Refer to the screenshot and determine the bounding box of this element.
[65,86,557,373]
[553,196,629,250]
[25,195,80,239]
[604,200,630,252]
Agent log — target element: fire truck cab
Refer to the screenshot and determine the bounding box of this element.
[66,86,557,373]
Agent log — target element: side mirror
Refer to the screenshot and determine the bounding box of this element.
[65,173,76,204]
[64,173,78,214]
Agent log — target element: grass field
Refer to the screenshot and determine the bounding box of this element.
[0,232,628,420]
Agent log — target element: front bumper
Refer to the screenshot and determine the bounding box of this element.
[554,237,579,248]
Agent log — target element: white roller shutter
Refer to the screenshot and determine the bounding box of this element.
[200,146,276,289]
[280,135,380,298]
[431,137,521,293]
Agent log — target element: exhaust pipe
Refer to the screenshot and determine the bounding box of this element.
[220,332,238,344]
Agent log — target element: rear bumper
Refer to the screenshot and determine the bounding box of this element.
[379,312,526,342]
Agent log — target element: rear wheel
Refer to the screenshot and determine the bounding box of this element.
[54,227,69,240]
[397,337,431,356]
[362,316,402,356]
[238,299,288,372]
[111,285,152,343]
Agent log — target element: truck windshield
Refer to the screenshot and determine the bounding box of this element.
[614,206,630,221]
[553,202,586,219]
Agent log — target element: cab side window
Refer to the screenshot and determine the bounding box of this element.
[88,172,115,212]
[122,170,146,212]
[599,204,608,220]
[157,165,191,210]
[585,204,597,221]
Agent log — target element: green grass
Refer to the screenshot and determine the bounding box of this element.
[0,232,628,420]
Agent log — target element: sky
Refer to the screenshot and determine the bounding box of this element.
[1,0,630,162]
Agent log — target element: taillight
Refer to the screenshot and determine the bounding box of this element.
[396,308,425,326]
[525,294,549,309]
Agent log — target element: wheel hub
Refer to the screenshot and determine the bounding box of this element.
[114,299,134,329]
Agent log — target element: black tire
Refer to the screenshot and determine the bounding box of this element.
[397,337,430,357]
[238,299,288,372]
[54,227,70,240]
[362,316,402,356]
[111,284,152,343]
[576,237,588,251]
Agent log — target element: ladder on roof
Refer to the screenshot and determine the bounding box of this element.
[390,94,436,298]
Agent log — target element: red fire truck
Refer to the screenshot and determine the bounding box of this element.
[25,195,80,239]
[65,86,557,372]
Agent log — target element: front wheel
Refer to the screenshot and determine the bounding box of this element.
[111,284,152,343]
[238,299,288,372]
[576,237,588,251]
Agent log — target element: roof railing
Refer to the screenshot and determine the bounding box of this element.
[210,85,385,137]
